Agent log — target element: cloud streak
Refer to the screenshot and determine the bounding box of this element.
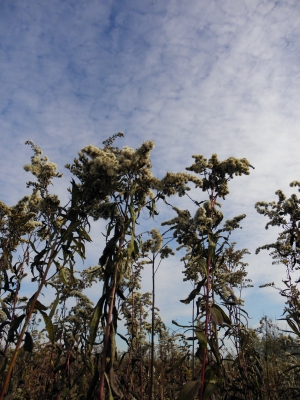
[1,0,300,328]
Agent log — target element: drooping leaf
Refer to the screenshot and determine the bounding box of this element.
[40,310,54,343]
[180,289,199,305]
[116,288,126,301]
[71,178,79,208]
[208,234,216,261]
[211,304,231,325]
[180,278,206,304]
[109,367,123,398]
[195,330,207,349]
[198,257,208,277]
[177,380,201,400]
[49,293,60,320]
[59,267,68,285]
[24,332,34,353]
[172,320,192,329]
[7,314,25,342]
[133,239,139,256]
[210,306,224,326]
[166,355,187,373]
[31,248,47,268]
[86,354,100,399]
[117,333,129,346]
[127,235,135,259]
[203,382,221,400]
[34,299,48,312]
[287,318,300,337]
[89,295,105,346]
[100,235,119,267]
[104,372,114,400]
[209,337,221,365]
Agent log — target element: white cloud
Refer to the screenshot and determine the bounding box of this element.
[1,0,300,332]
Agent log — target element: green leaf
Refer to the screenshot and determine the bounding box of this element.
[72,238,86,261]
[210,307,223,325]
[34,299,48,312]
[78,226,92,242]
[127,235,135,259]
[287,318,300,337]
[71,178,79,208]
[59,267,68,285]
[134,239,139,256]
[198,257,208,278]
[110,324,116,365]
[49,293,60,320]
[195,330,207,349]
[208,234,216,261]
[166,355,187,373]
[209,337,221,365]
[104,372,114,400]
[211,304,231,325]
[129,204,136,226]
[89,295,105,346]
[109,367,123,398]
[177,380,201,400]
[203,382,221,400]
[147,199,158,218]
[40,310,54,343]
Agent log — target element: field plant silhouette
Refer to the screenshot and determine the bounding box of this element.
[0,134,300,400]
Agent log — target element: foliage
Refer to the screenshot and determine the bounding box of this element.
[0,135,300,400]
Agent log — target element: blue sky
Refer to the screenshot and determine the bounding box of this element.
[1,0,300,334]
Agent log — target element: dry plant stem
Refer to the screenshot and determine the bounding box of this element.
[0,241,58,400]
[139,302,144,400]
[12,241,31,318]
[99,259,121,400]
[124,270,135,398]
[200,194,214,400]
[192,284,195,377]
[149,254,155,400]
[3,240,31,355]
[200,254,211,400]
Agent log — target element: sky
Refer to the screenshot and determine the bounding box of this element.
[1,0,300,337]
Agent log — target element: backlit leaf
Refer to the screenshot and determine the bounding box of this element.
[40,310,54,343]
[203,382,221,400]
[166,355,187,373]
[89,295,104,346]
[195,330,207,349]
[49,293,60,320]
[7,314,25,342]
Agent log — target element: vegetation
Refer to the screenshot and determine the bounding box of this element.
[0,134,300,399]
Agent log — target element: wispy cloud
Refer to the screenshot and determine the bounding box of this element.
[1,0,300,328]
